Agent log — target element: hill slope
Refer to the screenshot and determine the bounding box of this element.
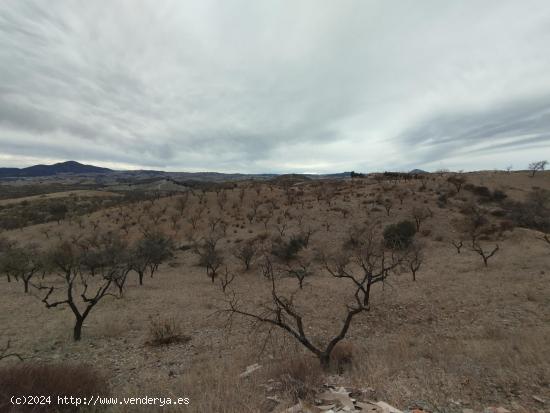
[0,161,112,178]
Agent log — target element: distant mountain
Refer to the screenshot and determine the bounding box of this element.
[0,161,112,178]
[409,169,428,174]
[0,160,353,181]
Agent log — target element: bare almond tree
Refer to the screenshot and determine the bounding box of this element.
[238,187,246,204]
[447,175,466,193]
[471,242,499,267]
[285,259,311,289]
[175,192,190,216]
[208,216,222,232]
[0,243,43,293]
[258,214,271,230]
[528,160,548,177]
[40,242,119,341]
[412,206,432,231]
[396,189,408,205]
[129,232,174,285]
[225,227,409,369]
[188,213,201,230]
[460,204,489,246]
[219,266,235,293]
[378,197,393,216]
[196,236,224,283]
[275,220,287,237]
[233,240,258,271]
[451,239,464,254]
[407,243,423,281]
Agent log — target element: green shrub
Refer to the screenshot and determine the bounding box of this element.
[505,189,550,232]
[271,236,305,262]
[383,220,416,249]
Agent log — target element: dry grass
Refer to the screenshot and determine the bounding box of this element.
[0,171,549,412]
[265,355,324,403]
[176,357,267,413]
[147,316,190,347]
[329,341,355,374]
[0,363,109,412]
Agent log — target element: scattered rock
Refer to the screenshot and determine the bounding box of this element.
[375,401,403,413]
[532,395,545,404]
[238,363,262,378]
[317,387,356,410]
[484,408,511,413]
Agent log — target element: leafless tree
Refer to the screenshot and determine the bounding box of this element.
[238,187,246,204]
[188,213,201,230]
[208,216,222,232]
[295,213,305,227]
[451,239,463,254]
[412,206,432,231]
[258,213,271,230]
[528,160,548,177]
[447,175,466,193]
[80,232,133,296]
[217,190,228,211]
[0,243,43,293]
[39,242,119,341]
[40,228,50,239]
[129,232,174,285]
[254,185,262,196]
[407,243,423,281]
[197,190,207,204]
[471,242,499,267]
[299,227,315,248]
[314,183,327,202]
[219,220,228,237]
[224,226,409,369]
[233,240,258,271]
[377,197,393,216]
[396,189,408,205]
[196,236,224,283]
[286,259,311,289]
[219,266,236,293]
[169,213,180,230]
[90,220,100,231]
[0,238,16,283]
[332,207,350,218]
[275,219,287,237]
[460,204,489,246]
[174,193,189,216]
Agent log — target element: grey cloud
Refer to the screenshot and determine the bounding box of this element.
[2,0,550,172]
[397,94,550,169]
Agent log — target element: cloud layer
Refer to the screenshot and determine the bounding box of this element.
[1,0,550,173]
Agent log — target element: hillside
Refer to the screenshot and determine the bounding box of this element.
[0,170,548,412]
[0,161,112,178]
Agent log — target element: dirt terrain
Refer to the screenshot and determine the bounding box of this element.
[0,171,549,413]
[0,190,121,206]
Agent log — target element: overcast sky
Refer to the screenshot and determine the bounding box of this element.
[1,0,550,173]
